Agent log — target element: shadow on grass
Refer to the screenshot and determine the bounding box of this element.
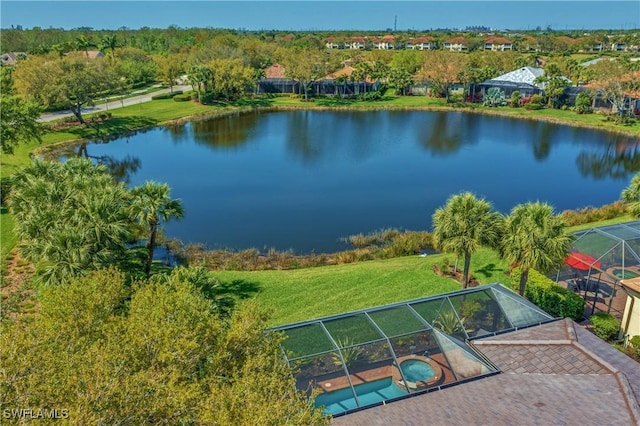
[474,263,503,279]
[313,97,358,107]
[209,98,275,108]
[61,116,159,142]
[218,279,262,299]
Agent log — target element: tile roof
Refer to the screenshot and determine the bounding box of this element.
[263,63,286,79]
[332,318,640,425]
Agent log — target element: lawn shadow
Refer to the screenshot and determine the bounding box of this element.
[314,97,358,107]
[210,98,275,108]
[474,263,502,279]
[218,279,262,299]
[63,116,159,142]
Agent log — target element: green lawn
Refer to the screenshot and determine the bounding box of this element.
[213,250,512,326]
[0,206,16,266]
[212,216,636,327]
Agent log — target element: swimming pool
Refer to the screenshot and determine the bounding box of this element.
[314,377,408,415]
[612,268,639,279]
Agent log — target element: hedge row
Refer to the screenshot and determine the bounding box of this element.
[511,268,585,321]
[151,90,183,100]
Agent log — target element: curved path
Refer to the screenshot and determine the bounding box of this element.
[38,84,192,123]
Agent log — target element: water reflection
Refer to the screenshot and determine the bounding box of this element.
[419,112,467,156]
[577,140,640,179]
[55,111,640,253]
[191,112,260,149]
[76,142,141,183]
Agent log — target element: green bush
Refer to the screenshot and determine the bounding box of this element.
[629,335,640,359]
[511,269,585,320]
[173,93,191,102]
[151,90,182,100]
[590,312,620,341]
[151,93,173,100]
[509,91,521,108]
[482,87,506,107]
[530,94,544,104]
[524,102,542,110]
[199,91,216,104]
[358,90,384,101]
[560,201,627,226]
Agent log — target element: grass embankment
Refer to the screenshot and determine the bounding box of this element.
[213,215,633,326]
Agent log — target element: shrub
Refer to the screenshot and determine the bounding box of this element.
[575,91,593,114]
[524,102,542,110]
[559,201,626,226]
[530,94,544,104]
[199,91,216,104]
[173,93,191,102]
[151,93,173,100]
[511,269,585,321]
[509,91,521,108]
[358,90,384,101]
[482,87,506,107]
[590,312,620,341]
[629,335,640,359]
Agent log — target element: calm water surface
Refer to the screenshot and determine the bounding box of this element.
[61,111,640,253]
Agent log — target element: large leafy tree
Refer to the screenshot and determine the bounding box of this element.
[7,159,131,285]
[0,268,329,425]
[13,52,118,124]
[418,50,468,102]
[432,192,503,288]
[621,173,640,217]
[500,202,573,296]
[0,95,43,154]
[129,181,185,278]
[280,46,327,100]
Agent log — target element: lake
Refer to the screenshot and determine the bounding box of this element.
[60,110,640,253]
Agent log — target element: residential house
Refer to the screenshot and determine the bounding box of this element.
[84,50,105,59]
[484,36,513,51]
[347,37,367,50]
[611,41,626,51]
[325,37,344,49]
[478,66,546,98]
[372,35,401,50]
[1,52,26,66]
[406,36,437,50]
[443,36,468,52]
[257,63,299,93]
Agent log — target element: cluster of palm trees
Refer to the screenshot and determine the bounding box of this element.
[432,192,573,296]
[8,159,183,285]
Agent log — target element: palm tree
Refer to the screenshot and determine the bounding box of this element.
[432,192,503,288]
[621,173,640,217]
[129,181,184,278]
[500,202,573,296]
[100,34,119,63]
[75,35,94,58]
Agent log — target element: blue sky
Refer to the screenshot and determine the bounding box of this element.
[1,1,639,31]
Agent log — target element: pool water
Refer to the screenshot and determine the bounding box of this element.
[400,359,436,382]
[612,268,640,279]
[314,377,408,415]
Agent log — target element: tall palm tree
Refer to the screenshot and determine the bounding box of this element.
[100,34,119,63]
[75,35,94,58]
[621,173,640,217]
[432,192,503,288]
[129,181,184,278]
[500,202,573,296]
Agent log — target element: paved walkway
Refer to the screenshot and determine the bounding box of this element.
[38,84,192,123]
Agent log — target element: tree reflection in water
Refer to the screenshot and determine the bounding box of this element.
[76,142,141,184]
[577,138,640,180]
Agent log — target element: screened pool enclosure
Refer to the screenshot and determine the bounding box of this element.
[555,220,640,316]
[272,284,554,416]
